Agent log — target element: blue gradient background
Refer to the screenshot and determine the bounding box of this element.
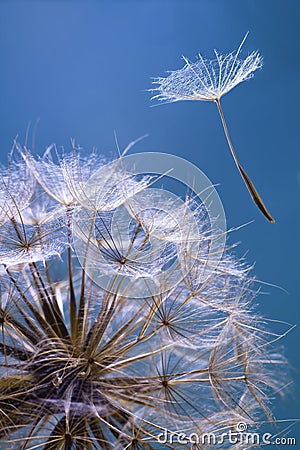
[0,0,299,441]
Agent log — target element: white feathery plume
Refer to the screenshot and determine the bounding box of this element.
[152,34,274,223]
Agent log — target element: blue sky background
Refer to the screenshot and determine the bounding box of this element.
[0,0,299,440]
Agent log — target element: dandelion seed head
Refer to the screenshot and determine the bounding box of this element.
[0,145,291,448]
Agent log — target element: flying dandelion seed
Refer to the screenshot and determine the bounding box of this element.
[151,34,275,223]
[0,145,290,449]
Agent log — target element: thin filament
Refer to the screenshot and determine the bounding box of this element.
[215,99,275,223]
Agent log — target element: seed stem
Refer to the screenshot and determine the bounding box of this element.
[215,98,275,223]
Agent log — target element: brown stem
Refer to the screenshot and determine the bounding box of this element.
[215,98,274,223]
